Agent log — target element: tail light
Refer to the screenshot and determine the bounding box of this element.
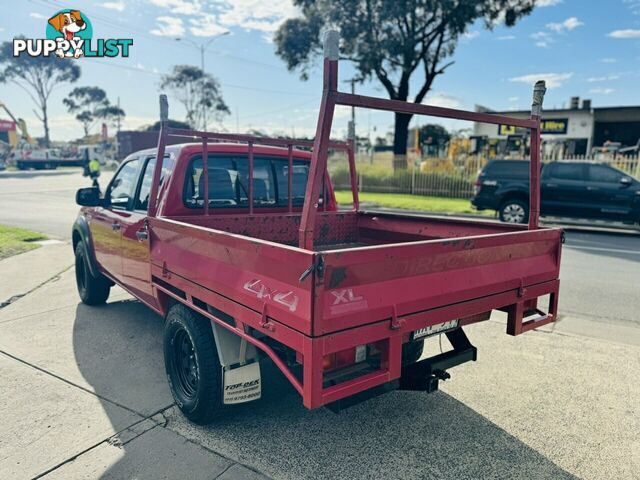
[474,177,482,195]
[323,345,367,371]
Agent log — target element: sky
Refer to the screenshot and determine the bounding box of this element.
[1,0,640,142]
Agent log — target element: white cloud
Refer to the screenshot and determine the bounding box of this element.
[537,0,563,6]
[145,0,297,38]
[509,73,573,88]
[608,29,640,38]
[600,58,618,63]
[189,14,229,37]
[587,74,620,82]
[462,31,480,40]
[150,16,185,37]
[547,17,584,33]
[589,88,615,94]
[508,96,519,102]
[497,35,516,40]
[30,12,46,19]
[531,31,552,48]
[148,0,203,15]
[100,1,126,12]
[623,0,640,14]
[423,93,464,110]
[217,0,298,34]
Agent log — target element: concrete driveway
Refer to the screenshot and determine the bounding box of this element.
[0,243,638,479]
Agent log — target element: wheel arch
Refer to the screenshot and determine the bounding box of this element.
[72,216,100,278]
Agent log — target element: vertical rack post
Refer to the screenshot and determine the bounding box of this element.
[529,80,546,230]
[287,144,293,212]
[299,29,339,249]
[248,141,254,214]
[149,94,168,218]
[202,136,208,215]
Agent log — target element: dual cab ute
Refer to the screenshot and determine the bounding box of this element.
[73,31,562,424]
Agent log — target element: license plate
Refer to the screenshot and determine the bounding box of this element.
[412,319,459,341]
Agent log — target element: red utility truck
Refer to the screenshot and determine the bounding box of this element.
[73,31,562,424]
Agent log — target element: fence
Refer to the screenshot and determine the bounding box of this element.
[329,153,640,200]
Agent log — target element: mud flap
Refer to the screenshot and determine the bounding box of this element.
[223,362,262,405]
[210,321,262,405]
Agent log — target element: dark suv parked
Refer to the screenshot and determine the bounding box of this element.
[471,160,640,225]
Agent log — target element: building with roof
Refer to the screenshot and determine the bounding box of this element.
[472,97,640,158]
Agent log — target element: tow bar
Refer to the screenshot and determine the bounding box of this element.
[399,328,477,394]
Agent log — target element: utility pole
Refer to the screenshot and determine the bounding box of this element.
[343,78,358,143]
[115,96,121,159]
[175,31,230,130]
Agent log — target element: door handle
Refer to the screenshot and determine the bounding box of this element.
[136,229,148,241]
[587,186,599,191]
[545,183,558,188]
[111,222,121,231]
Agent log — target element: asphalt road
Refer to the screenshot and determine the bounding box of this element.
[1,168,638,344]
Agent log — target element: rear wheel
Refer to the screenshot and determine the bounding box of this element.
[75,242,110,305]
[499,199,529,224]
[164,304,224,424]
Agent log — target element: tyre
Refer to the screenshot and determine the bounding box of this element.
[75,242,110,305]
[402,340,424,365]
[164,304,223,424]
[499,198,529,224]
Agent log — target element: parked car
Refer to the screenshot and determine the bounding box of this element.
[472,160,640,226]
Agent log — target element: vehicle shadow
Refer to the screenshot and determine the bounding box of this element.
[73,299,577,480]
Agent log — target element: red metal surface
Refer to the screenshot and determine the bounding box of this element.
[129,32,560,410]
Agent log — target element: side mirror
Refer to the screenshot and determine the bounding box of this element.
[76,187,102,207]
[620,176,633,187]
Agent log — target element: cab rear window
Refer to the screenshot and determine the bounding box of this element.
[183,154,316,209]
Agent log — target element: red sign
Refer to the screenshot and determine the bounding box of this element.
[0,120,16,131]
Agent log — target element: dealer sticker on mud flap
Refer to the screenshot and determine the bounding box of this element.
[223,362,261,405]
[412,319,459,341]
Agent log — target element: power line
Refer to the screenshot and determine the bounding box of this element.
[84,58,315,97]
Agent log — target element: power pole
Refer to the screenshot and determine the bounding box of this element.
[344,78,358,142]
[175,31,230,131]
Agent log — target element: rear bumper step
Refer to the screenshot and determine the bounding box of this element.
[399,328,477,393]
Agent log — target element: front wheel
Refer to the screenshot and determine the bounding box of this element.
[164,304,224,424]
[499,199,529,224]
[75,242,110,305]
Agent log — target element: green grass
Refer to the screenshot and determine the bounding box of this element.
[0,225,47,260]
[335,191,494,216]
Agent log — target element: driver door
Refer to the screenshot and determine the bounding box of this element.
[90,158,141,283]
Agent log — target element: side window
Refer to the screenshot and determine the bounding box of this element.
[109,159,140,209]
[548,163,584,181]
[587,164,622,183]
[135,155,175,211]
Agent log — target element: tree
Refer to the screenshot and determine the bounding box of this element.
[63,86,125,137]
[160,65,230,130]
[0,37,80,147]
[419,123,450,147]
[274,0,534,168]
